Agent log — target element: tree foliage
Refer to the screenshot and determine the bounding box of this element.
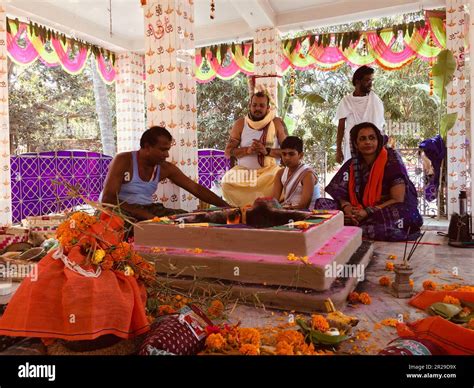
[8,59,115,154]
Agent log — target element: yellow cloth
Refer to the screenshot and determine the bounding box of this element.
[222,164,282,207]
[222,111,281,207]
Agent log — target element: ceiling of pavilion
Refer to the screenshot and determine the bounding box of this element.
[6,0,444,52]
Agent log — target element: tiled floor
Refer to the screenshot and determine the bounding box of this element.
[226,231,473,354]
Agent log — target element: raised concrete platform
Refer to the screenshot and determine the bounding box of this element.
[153,241,374,313]
[134,211,343,257]
[137,225,362,291]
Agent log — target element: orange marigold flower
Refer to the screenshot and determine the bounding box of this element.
[442,284,459,291]
[207,300,225,318]
[381,318,398,327]
[387,255,397,260]
[385,262,395,271]
[311,314,329,332]
[443,295,461,305]
[205,333,226,351]
[348,292,360,303]
[276,330,304,346]
[396,322,415,337]
[239,344,260,355]
[422,280,437,291]
[276,341,294,355]
[468,318,474,330]
[158,305,176,316]
[359,292,371,305]
[238,328,261,346]
[379,276,391,287]
[409,279,414,288]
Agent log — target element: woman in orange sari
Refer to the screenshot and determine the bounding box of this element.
[315,122,422,241]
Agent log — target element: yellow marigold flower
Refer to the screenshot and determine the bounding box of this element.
[207,300,225,318]
[205,333,226,351]
[359,292,371,305]
[381,318,398,327]
[379,276,391,287]
[238,328,261,346]
[422,280,437,291]
[92,249,106,265]
[152,217,162,222]
[442,295,461,305]
[276,341,294,355]
[409,279,414,288]
[348,292,360,303]
[385,262,395,271]
[239,344,260,355]
[387,255,397,260]
[296,222,310,229]
[311,314,329,332]
[287,253,298,261]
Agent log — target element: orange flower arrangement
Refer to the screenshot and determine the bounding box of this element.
[207,300,225,318]
[422,280,437,291]
[56,212,156,286]
[359,292,371,305]
[348,292,360,303]
[442,296,461,305]
[311,315,329,332]
[379,276,391,287]
[239,344,260,355]
[385,262,394,271]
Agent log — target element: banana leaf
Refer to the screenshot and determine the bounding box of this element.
[429,302,462,320]
[432,49,456,104]
[296,318,349,346]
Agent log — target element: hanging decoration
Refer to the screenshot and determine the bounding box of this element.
[195,12,446,83]
[6,18,116,84]
[210,0,215,20]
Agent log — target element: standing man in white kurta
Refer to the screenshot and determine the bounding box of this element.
[335,66,385,164]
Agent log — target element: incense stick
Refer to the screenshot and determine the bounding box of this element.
[403,227,411,264]
[407,232,425,262]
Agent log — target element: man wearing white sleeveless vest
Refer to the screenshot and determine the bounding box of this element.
[335,66,385,164]
[222,92,287,207]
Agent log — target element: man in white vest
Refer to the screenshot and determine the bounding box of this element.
[335,66,385,164]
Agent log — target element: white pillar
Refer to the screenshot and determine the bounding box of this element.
[143,0,198,211]
[253,27,282,107]
[446,0,468,216]
[0,2,12,225]
[115,53,146,153]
